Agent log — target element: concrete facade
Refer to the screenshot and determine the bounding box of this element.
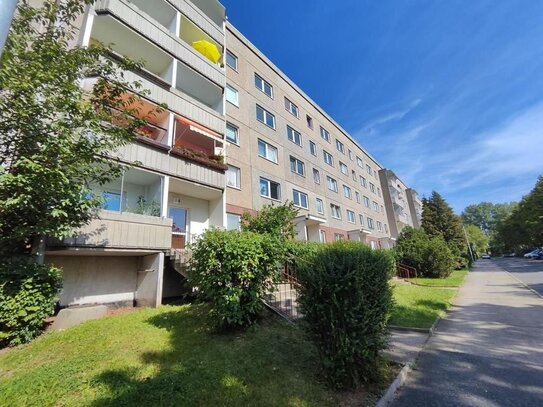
[379,169,415,240]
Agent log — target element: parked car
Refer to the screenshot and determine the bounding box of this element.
[502,253,516,257]
[481,254,491,259]
[524,249,543,259]
[536,252,543,260]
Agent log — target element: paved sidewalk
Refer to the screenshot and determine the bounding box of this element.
[384,329,429,365]
[390,260,543,406]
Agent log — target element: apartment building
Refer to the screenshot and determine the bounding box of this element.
[224,24,392,248]
[45,0,228,308]
[406,188,423,228]
[378,169,418,240]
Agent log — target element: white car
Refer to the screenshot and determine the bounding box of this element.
[481,254,491,259]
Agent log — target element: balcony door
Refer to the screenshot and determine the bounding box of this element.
[169,207,188,249]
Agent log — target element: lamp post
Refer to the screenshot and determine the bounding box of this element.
[0,0,18,55]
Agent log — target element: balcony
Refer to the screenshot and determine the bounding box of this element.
[169,0,225,41]
[175,61,223,115]
[179,14,223,65]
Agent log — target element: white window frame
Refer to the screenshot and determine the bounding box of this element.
[285,97,299,118]
[377,221,383,231]
[323,150,334,167]
[289,156,305,176]
[319,229,326,243]
[226,122,239,145]
[357,157,364,168]
[347,209,355,224]
[364,196,370,208]
[226,212,241,230]
[320,126,330,142]
[254,73,273,98]
[316,198,324,215]
[225,84,239,106]
[330,204,342,219]
[293,189,309,209]
[348,150,354,161]
[309,141,317,156]
[226,50,238,71]
[367,217,375,230]
[355,191,361,204]
[226,165,240,189]
[366,164,372,175]
[369,182,376,193]
[336,139,345,154]
[360,176,367,188]
[287,125,302,146]
[327,176,338,192]
[343,185,352,199]
[260,177,281,200]
[359,214,364,225]
[373,201,379,211]
[257,138,278,163]
[313,168,321,184]
[256,104,275,129]
[340,162,348,175]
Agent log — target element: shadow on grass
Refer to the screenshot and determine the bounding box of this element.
[90,305,332,407]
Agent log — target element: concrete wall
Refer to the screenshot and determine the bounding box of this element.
[135,253,164,307]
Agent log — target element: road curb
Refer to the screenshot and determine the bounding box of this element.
[376,363,412,407]
[503,270,543,300]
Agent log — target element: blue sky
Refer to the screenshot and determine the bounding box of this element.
[222,0,543,213]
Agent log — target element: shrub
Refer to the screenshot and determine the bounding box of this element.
[297,241,395,389]
[395,227,455,278]
[189,228,282,329]
[241,202,298,240]
[0,262,62,347]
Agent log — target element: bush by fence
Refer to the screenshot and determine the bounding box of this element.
[0,262,62,347]
[296,241,395,389]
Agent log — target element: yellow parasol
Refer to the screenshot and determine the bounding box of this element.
[192,40,221,64]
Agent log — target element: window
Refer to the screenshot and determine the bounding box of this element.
[357,156,364,168]
[309,141,317,156]
[355,191,361,204]
[256,104,275,129]
[377,187,382,197]
[258,139,278,163]
[384,223,389,233]
[290,156,305,176]
[226,165,240,189]
[348,150,354,160]
[363,196,370,207]
[319,229,326,243]
[366,164,372,175]
[334,233,344,241]
[323,150,334,166]
[367,217,375,230]
[226,122,239,144]
[102,191,121,211]
[380,205,384,213]
[226,213,241,230]
[360,176,367,188]
[376,221,383,231]
[316,198,324,215]
[313,168,321,184]
[226,50,238,71]
[369,182,376,193]
[306,115,313,129]
[254,73,273,98]
[330,203,341,219]
[373,201,379,211]
[320,126,330,142]
[340,162,348,175]
[343,185,352,199]
[352,170,357,181]
[347,210,355,223]
[285,97,299,117]
[293,189,308,209]
[336,139,345,154]
[287,125,302,146]
[260,177,280,200]
[327,176,338,192]
[359,214,364,225]
[225,84,238,106]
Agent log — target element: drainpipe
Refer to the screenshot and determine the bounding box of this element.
[0,0,18,56]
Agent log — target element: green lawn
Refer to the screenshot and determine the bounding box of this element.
[0,304,338,407]
[411,269,469,287]
[390,282,458,328]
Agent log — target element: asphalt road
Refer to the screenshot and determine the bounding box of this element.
[390,259,543,407]
[491,256,543,297]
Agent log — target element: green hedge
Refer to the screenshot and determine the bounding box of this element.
[296,241,395,389]
[189,228,283,329]
[0,262,62,347]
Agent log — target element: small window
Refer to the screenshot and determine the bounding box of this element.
[343,185,352,199]
[363,196,370,207]
[323,150,334,166]
[320,126,330,142]
[226,165,240,189]
[347,210,355,223]
[225,84,239,106]
[348,150,354,161]
[254,73,273,98]
[319,229,326,242]
[289,156,305,176]
[377,187,381,197]
[359,214,364,225]
[356,157,363,168]
[340,162,348,175]
[360,176,367,188]
[335,139,345,154]
[352,170,357,181]
[381,205,384,213]
[306,115,313,129]
[373,201,379,211]
[226,122,239,144]
[293,189,308,209]
[327,176,338,192]
[367,217,375,229]
[257,139,278,163]
[316,198,324,215]
[366,164,372,175]
[287,125,302,146]
[369,182,376,193]
[384,223,389,233]
[313,168,321,184]
[330,203,342,219]
[226,213,241,230]
[285,97,299,117]
[334,233,343,241]
[355,191,361,204]
[102,191,121,211]
[226,50,238,71]
[376,221,383,231]
[309,141,317,156]
[256,104,275,129]
[260,177,280,200]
